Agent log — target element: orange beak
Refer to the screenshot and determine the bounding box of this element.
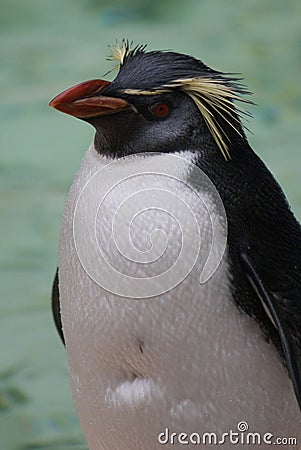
[49,79,130,118]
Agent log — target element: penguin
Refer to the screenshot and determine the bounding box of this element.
[50,41,301,449]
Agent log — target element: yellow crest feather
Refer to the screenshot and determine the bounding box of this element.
[108,41,128,65]
[163,77,252,160]
[108,40,147,67]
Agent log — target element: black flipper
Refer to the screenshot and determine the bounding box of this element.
[51,268,65,346]
[240,251,301,411]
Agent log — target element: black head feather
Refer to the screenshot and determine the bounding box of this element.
[107,41,253,159]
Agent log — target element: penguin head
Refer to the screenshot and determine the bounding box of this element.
[50,41,252,159]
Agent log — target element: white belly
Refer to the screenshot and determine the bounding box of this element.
[59,145,300,449]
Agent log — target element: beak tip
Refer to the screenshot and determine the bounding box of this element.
[49,96,59,108]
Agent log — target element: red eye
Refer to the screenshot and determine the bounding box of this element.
[152,102,171,118]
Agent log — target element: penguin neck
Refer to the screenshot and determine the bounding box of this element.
[90,107,248,159]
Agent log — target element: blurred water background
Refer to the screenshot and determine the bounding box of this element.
[1,0,301,448]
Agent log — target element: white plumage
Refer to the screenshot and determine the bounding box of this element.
[58,144,300,450]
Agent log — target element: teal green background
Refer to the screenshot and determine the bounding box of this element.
[1,0,300,448]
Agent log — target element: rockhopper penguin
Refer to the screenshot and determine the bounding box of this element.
[50,42,301,449]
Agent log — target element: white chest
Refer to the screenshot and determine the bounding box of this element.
[59,145,300,449]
